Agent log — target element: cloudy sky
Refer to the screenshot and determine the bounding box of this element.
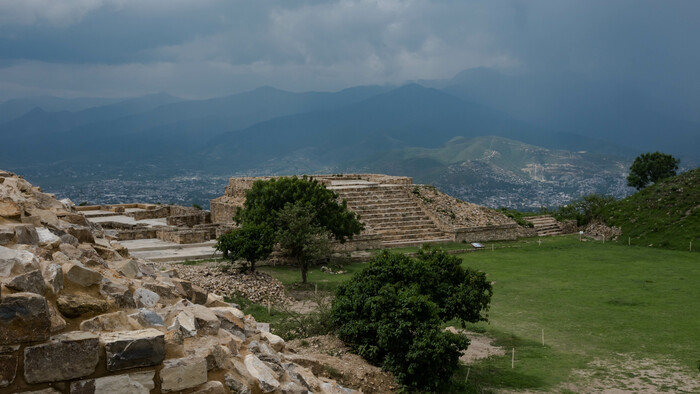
[0,0,698,102]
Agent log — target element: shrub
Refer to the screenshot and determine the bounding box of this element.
[331,248,492,391]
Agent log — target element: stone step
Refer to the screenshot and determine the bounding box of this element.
[380,232,448,242]
[382,237,454,248]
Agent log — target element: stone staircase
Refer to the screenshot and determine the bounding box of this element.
[526,215,563,236]
[331,184,451,247]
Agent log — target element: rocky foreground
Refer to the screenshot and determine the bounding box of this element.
[0,169,357,393]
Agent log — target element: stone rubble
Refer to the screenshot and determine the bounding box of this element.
[412,185,515,227]
[0,170,357,393]
[171,262,294,305]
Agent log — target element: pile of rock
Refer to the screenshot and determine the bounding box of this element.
[0,170,355,393]
[412,185,514,227]
[584,220,622,241]
[171,263,293,306]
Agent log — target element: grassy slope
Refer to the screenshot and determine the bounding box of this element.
[257,237,699,392]
[602,168,700,251]
[452,235,700,392]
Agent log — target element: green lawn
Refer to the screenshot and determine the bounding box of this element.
[451,235,700,392]
[255,236,700,392]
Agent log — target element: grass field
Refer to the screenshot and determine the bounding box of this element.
[257,235,700,392]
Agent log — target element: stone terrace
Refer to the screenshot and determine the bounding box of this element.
[211,174,525,248]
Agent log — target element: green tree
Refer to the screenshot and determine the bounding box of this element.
[627,152,680,190]
[215,222,274,273]
[221,176,363,282]
[331,248,492,390]
[276,202,331,283]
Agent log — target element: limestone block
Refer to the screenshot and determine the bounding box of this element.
[36,227,61,248]
[279,381,308,394]
[190,284,209,304]
[110,259,141,278]
[56,294,110,318]
[171,278,193,298]
[60,213,89,226]
[59,198,75,211]
[20,215,41,226]
[64,262,102,287]
[191,304,221,336]
[320,381,359,394]
[134,287,160,308]
[138,261,158,278]
[193,380,227,394]
[0,199,21,218]
[0,227,15,245]
[160,356,208,392]
[66,225,95,244]
[59,243,82,259]
[5,269,46,295]
[244,354,280,393]
[70,370,155,394]
[261,331,285,352]
[0,245,40,277]
[35,209,60,228]
[100,281,136,308]
[59,233,79,246]
[48,302,67,332]
[284,362,321,392]
[225,373,252,394]
[16,388,62,394]
[44,263,63,295]
[14,225,39,245]
[80,311,141,332]
[0,353,17,388]
[51,251,70,264]
[210,306,246,339]
[129,308,165,327]
[172,310,197,337]
[206,292,230,307]
[144,281,178,300]
[93,243,118,260]
[0,292,50,344]
[100,328,165,371]
[23,331,99,384]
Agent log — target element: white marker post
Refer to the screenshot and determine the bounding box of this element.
[511,348,515,369]
[579,230,583,242]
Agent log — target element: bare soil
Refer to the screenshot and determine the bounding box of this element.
[287,335,399,394]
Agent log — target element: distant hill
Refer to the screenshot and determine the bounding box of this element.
[349,135,632,209]
[441,68,700,164]
[201,84,626,173]
[602,168,700,251]
[0,96,124,123]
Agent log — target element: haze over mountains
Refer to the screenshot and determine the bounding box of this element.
[1,69,697,209]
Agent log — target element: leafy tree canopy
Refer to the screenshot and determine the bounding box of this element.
[331,248,492,390]
[215,222,274,272]
[627,152,680,190]
[235,176,363,242]
[217,176,362,281]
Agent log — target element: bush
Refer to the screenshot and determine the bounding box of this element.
[498,207,534,227]
[331,248,492,391]
[553,194,617,226]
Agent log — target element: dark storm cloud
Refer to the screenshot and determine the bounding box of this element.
[0,0,698,105]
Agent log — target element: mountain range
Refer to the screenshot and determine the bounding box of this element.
[0,69,697,208]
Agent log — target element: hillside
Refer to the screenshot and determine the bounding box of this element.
[602,168,700,251]
[350,136,632,209]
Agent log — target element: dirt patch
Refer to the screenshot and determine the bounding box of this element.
[446,327,507,364]
[287,335,399,393]
[562,354,700,393]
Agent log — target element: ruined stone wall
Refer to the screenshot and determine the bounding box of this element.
[331,233,383,252]
[453,224,520,243]
[0,171,359,394]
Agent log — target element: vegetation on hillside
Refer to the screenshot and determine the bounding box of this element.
[602,168,699,251]
[627,151,680,190]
